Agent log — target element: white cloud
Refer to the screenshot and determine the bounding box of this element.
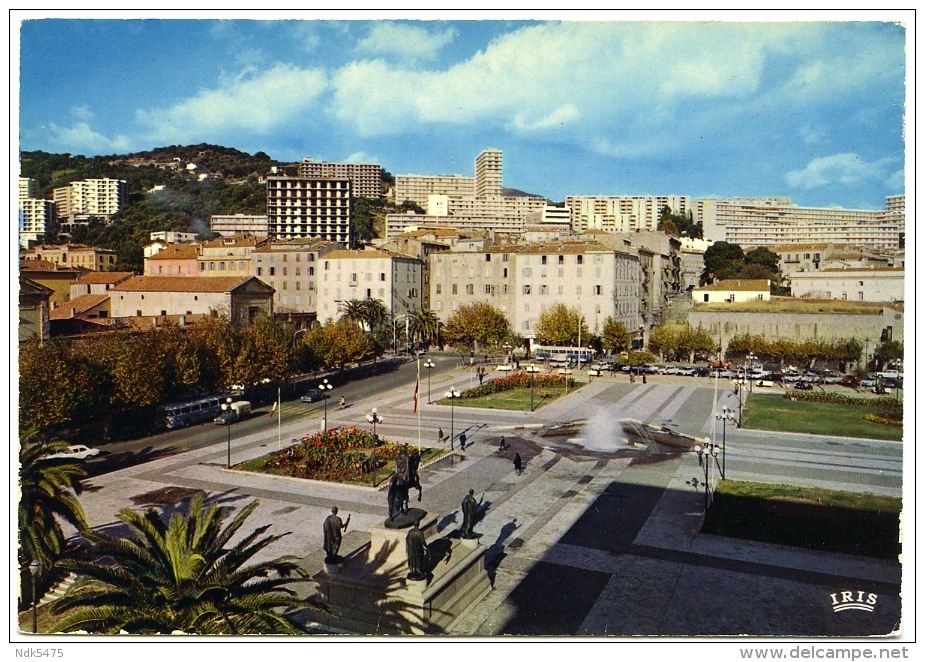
[355,23,456,63]
[136,63,328,142]
[886,168,904,190]
[510,104,581,132]
[784,153,896,189]
[68,105,93,122]
[344,151,378,164]
[48,122,131,154]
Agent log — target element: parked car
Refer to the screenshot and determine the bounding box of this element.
[590,362,610,372]
[755,379,775,387]
[794,381,813,391]
[708,361,731,369]
[659,365,678,375]
[859,378,876,388]
[641,365,659,374]
[840,376,860,387]
[719,369,736,379]
[676,366,696,376]
[496,364,514,372]
[693,367,711,377]
[44,444,100,461]
[301,389,328,403]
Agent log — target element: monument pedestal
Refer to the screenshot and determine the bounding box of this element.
[312,514,491,634]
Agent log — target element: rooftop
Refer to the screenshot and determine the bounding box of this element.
[695,279,771,292]
[50,294,110,320]
[323,248,417,261]
[147,245,200,260]
[76,271,134,284]
[111,276,257,293]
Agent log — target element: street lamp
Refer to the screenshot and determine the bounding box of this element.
[366,407,382,436]
[221,397,233,468]
[423,359,435,403]
[693,437,718,511]
[392,314,412,355]
[29,559,40,633]
[715,406,735,479]
[746,352,758,392]
[444,387,460,450]
[319,378,333,432]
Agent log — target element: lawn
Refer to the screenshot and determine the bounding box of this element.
[435,383,582,412]
[741,393,903,441]
[235,445,447,488]
[702,480,901,559]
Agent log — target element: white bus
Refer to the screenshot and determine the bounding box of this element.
[530,344,595,364]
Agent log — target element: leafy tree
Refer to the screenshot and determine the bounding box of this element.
[19,339,101,432]
[443,302,511,351]
[302,318,376,369]
[700,241,745,285]
[875,340,903,367]
[234,314,292,386]
[533,303,589,347]
[647,323,683,360]
[52,494,325,634]
[189,316,243,388]
[19,429,89,571]
[744,246,781,272]
[601,317,631,353]
[679,326,716,362]
[625,350,658,365]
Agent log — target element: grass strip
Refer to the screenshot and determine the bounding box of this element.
[742,393,903,441]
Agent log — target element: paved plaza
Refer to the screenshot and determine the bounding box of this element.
[66,361,904,637]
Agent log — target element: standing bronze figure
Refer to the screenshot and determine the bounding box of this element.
[461,489,479,539]
[323,507,350,563]
[405,519,430,581]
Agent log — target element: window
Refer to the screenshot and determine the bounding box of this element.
[296,281,300,290]
[523,321,530,330]
[137,310,142,316]
[558,255,564,264]
[309,267,314,276]
[541,255,547,265]
[158,265,163,274]
[858,292,864,301]
[435,284,442,295]
[595,285,602,295]
[502,254,509,262]
[576,285,582,296]
[452,284,458,294]
[324,261,330,270]
[558,268,564,277]
[576,255,583,264]
[858,281,864,286]
[269,267,275,276]
[577,268,582,277]
[209,262,215,271]
[436,301,443,311]
[283,267,288,276]
[366,272,372,281]
[219,262,225,271]
[595,268,601,277]
[540,284,548,295]
[229,262,236,271]
[757,293,763,300]
[703,293,709,302]
[558,285,564,295]
[523,285,532,295]
[161,310,167,316]
[200,262,205,271]
[502,284,508,294]
[485,253,491,261]
[282,281,287,290]
[523,268,532,277]
[466,284,474,295]
[485,284,492,294]
[380,273,386,281]
[842,292,848,300]
[503,268,508,278]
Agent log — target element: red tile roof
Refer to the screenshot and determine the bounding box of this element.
[76,271,134,284]
[50,294,110,320]
[111,276,256,293]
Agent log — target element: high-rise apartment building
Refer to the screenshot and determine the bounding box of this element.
[299,158,382,199]
[475,149,503,198]
[266,177,353,245]
[211,214,269,237]
[566,195,691,233]
[53,178,128,221]
[394,175,476,207]
[19,198,56,247]
[19,177,37,201]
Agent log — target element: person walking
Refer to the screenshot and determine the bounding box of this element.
[642,373,647,384]
[438,427,444,443]
[513,453,523,476]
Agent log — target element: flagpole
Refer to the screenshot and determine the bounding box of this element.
[278,387,282,451]
[417,356,422,453]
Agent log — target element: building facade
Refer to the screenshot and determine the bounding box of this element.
[692,279,771,304]
[25,244,118,271]
[566,195,691,233]
[19,276,53,343]
[197,234,268,277]
[211,214,270,237]
[110,276,274,324]
[788,269,905,303]
[19,198,56,247]
[299,158,382,198]
[53,178,128,221]
[475,149,503,198]
[394,175,476,207]
[266,177,352,244]
[251,238,337,314]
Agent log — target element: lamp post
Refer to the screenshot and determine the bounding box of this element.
[221,397,233,468]
[29,559,40,633]
[366,407,382,437]
[392,314,412,355]
[693,437,718,510]
[423,359,435,403]
[444,387,460,450]
[715,406,735,479]
[746,352,758,392]
[319,379,333,432]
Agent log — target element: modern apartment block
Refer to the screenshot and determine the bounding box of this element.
[300,158,382,199]
[394,175,476,207]
[19,177,37,200]
[266,177,352,244]
[475,149,503,198]
[211,214,269,237]
[19,198,56,247]
[53,178,128,222]
[316,248,423,324]
[251,238,339,315]
[696,196,901,249]
[429,240,640,340]
[565,195,691,233]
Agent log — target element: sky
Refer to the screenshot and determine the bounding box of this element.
[16,13,908,209]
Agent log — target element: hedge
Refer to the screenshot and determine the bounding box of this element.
[784,390,903,410]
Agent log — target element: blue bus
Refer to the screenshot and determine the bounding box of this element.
[156,394,235,430]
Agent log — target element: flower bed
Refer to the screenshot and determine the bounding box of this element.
[462,372,575,398]
[235,426,405,483]
[863,413,903,426]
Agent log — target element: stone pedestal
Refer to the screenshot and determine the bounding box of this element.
[312,515,491,634]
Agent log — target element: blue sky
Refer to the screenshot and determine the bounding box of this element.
[17,16,906,209]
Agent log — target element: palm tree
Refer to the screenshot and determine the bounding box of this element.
[339,298,388,335]
[338,299,369,330]
[19,429,90,572]
[409,308,441,346]
[51,494,326,634]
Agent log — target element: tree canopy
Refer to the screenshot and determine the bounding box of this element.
[534,303,589,347]
[601,317,632,353]
[658,206,703,239]
[700,242,785,293]
[443,302,511,351]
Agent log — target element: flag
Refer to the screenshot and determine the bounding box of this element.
[413,375,419,413]
[268,401,277,418]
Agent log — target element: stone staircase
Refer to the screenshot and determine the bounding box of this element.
[37,573,77,608]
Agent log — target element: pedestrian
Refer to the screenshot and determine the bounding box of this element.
[499,436,506,452]
[514,453,522,476]
[438,427,444,443]
[459,433,467,450]
[642,373,647,384]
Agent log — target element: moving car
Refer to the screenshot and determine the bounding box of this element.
[214,401,252,424]
[44,444,100,461]
[301,389,328,403]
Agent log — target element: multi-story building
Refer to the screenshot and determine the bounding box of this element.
[53,177,128,222]
[315,248,423,324]
[150,231,198,243]
[475,149,503,198]
[266,177,352,244]
[211,214,269,237]
[394,174,476,207]
[299,158,382,199]
[19,276,53,343]
[789,268,905,303]
[145,244,201,276]
[429,240,640,339]
[19,177,37,200]
[19,198,56,247]
[24,243,117,271]
[70,271,134,299]
[696,196,900,249]
[885,194,905,234]
[566,195,691,234]
[197,234,268,277]
[19,261,86,302]
[110,276,274,324]
[251,238,339,314]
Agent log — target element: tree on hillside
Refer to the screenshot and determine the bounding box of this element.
[601,317,631,354]
[700,241,745,285]
[533,303,589,347]
[443,302,511,351]
[51,494,325,634]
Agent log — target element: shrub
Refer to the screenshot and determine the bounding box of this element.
[863,414,903,426]
[460,372,575,398]
[784,390,903,410]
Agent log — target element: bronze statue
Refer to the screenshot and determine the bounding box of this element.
[461,489,480,539]
[387,473,409,521]
[405,518,430,581]
[395,445,410,484]
[323,507,350,563]
[408,448,422,502]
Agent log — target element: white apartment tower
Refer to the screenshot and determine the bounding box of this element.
[475,149,503,198]
[266,177,353,245]
[53,178,128,221]
[300,158,382,199]
[19,198,56,248]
